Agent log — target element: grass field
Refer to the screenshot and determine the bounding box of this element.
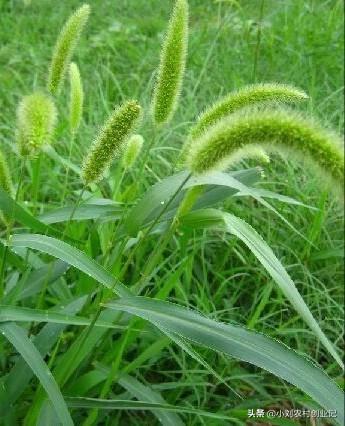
[0,0,344,425]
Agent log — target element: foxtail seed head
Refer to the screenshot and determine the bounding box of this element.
[0,151,14,198]
[190,83,308,140]
[47,4,90,95]
[186,108,344,187]
[81,101,142,184]
[0,150,14,224]
[69,62,84,133]
[151,0,188,125]
[122,134,144,169]
[16,92,57,157]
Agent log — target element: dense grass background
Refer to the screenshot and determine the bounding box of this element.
[0,0,344,424]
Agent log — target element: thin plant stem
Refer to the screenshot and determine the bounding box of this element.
[0,158,26,295]
[252,0,265,82]
[61,131,76,206]
[31,153,42,214]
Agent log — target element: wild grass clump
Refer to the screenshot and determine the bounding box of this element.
[0,1,344,425]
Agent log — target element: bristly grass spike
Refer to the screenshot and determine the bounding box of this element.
[47,4,90,95]
[81,100,142,184]
[16,92,57,157]
[151,0,189,125]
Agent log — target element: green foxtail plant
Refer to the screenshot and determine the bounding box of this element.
[16,92,57,157]
[47,4,90,95]
[81,100,142,184]
[68,62,84,133]
[122,134,144,169]
[1,2,344,425]
[151,0,188,125]
[0,150,14,225]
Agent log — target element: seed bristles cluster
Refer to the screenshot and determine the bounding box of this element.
[16,92,57,157]
[47,4,90,95]
[81,100,142,184]
[151,0,189,125]
[185,108,344,186]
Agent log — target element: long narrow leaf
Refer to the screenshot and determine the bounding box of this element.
[105,297,344,425]
[0,322,73,426]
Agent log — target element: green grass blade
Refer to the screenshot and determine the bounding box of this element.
[182,209,343,369]
[0,305,127,329]
[0,297,86,413]
[66,396,236,421]
[10,234,131,298]
[118,374,184,426]
[125,169,261,236]
[105,297,344,424]
[0,322,73,426]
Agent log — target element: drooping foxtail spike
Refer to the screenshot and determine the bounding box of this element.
[47,4,90,95]
[69,62,84,133]
[16,92,57,157]
[151,0,189,125]
[81,101,142,184]
[190,83,308,140]
[186,108,344,186]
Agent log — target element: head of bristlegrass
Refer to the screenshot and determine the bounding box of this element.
[190,83,308,140]
[122,134,144,169]
[69,62,84,133]
[81,100,142,184]
[184,107,344,190]
[0,150,14,225]
[47,4,90,95]
[16,91,57,157]
[151,0,189,126]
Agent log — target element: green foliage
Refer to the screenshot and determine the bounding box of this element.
[68,62,84,133]
[122,134,144,169]
[81,101,142,184]
[186,108,344,185]
[152,0,189,125]
[0,1,343,424]
[16,92,57,156]
[47,4,90,95]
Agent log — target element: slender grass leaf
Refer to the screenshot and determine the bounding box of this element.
[181,209,343,369]
[39,202,123,225]
[66,396,236,421]
[0,305,128,329]
[125,169,261,236]
[0,188,59,236]
[0,322,73,426]
[105,297,344,425]
[10,234,131,298]
[0,297,86,412]
[118,374,184,426]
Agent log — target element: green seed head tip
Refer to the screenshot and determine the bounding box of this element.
[81,100,142,184]
[16,92,57,157]
[69,62,84,133]
[122,134,144,169]
[0,150,14,198]
[186,108,344,189]
[190,83,308,139]
[152,0,189,125]
[47,4,90,95]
